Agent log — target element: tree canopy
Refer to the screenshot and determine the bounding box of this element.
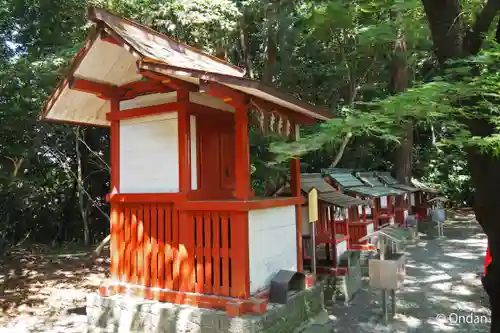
[1,0,499,269]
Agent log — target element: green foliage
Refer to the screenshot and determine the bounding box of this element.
[0,0,495,251]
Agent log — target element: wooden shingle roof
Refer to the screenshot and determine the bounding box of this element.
[319,191,369,208]
[344,186,406,198]
[41,7,331,126]
[300,173,336,193]
[321,168,365,188]
[298,173,369,207]
[355,172,385,187]
[377,172,420,193]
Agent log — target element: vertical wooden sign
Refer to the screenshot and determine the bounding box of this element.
[308,188,318,223]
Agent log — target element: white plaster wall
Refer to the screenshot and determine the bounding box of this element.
[248,205,297,294]
[381,196,388,209]
[119,113,179,193]
[336,239,348,263]
[333,207,346,220]
[358,205,372,215]
[410,194,416,206]
[190,115,198,190]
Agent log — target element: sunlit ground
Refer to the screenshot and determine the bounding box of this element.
[0,213,490,333]
[319,212,490,333]
[0,246,107,332]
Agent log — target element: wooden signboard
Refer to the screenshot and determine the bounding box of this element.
[308,188,318,222]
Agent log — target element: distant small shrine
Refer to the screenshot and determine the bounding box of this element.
[40,7,332,332]
[355,171,408,226]
[410,178,440,220]
[322,168,405,228]
[277,173,370,273]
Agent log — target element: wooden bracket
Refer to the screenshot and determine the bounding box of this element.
[137,68,198,92]
[100,29,123,46]
[199,80,247,107]
[68,77,120,100]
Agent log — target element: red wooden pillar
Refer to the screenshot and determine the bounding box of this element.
[232,99,251,296]
[109,99,121,281]
[231,212,250,298]
[177,89,191,193]
[234,102,251,200]
[177,89,195,292]
[290,124,303,272]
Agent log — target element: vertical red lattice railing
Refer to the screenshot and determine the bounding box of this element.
[179,210,249,299]
[335,220,348,235]
[110,202,178,298]
[110,203,249,299]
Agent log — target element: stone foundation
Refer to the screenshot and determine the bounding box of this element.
[87,283,325,333]
[333,250,363,303]
[359,250,378,277]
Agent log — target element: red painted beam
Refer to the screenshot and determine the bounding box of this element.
[138,69,198,92]
[106,102,180,121]
[199,80,245,106]
[119,79,175,100]
[69,76,176,101]
[69,77,120,100]
[100,30,123,46]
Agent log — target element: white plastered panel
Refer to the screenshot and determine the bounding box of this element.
[45,87,109,126]
[119,113,179,193]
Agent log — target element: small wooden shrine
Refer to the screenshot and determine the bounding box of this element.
[410,178,439,220]
[321,168,386,248]
[292,174,368,275]
[354,171,407,226]
[376,172,420,224]
[40,7,332,319]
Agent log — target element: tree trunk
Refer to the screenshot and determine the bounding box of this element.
[421,1,500,330]
[239,11,254,79]
[262,32,277,84]
[390,32,412,184]
[262,4,277,85]
[75,128,90,246]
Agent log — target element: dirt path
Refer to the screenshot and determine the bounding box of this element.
[305,214,490,333]
[0,214,489,333]
[0,248,107,333]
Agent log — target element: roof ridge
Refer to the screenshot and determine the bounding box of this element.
[86,6,246,76]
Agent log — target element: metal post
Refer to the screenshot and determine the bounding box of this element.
[311,220,317,275]
[379,236,385,260]
[391,289,396,318]
[382,290,388,324]
[379,235,388,323]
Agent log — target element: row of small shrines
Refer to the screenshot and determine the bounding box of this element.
[279,168,437,277]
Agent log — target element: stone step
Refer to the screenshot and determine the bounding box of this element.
[297,311,332,333]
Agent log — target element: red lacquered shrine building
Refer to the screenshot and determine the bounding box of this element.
[296,174,369,275]
[40,8,331,315]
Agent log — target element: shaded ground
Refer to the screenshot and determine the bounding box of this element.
[0,212,489,333]
[305,212,490,333]
[0,246,108,332]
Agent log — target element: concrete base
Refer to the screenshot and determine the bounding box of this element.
[87,283,325,333]
[359,250,378,277]
[334,251,363,303]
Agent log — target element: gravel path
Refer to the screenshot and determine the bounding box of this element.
[1,215,489,333]
[304,214,490,333]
